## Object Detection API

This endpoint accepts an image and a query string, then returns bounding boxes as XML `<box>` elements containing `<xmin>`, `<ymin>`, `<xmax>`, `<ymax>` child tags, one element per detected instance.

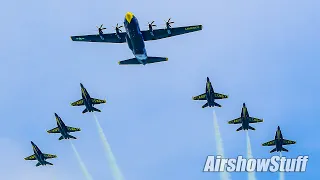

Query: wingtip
<box><xmin>165</xmin><ymin>57</ymin><xmax>168</xmax><ymax>61</ymax></box>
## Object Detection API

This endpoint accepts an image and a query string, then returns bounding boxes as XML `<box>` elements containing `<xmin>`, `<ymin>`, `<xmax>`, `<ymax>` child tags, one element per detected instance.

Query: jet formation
<box><xmin>71</xmin><ymin>12</ymin><xmax>202</xmax><ymax>65</ymax></box>
<box><xmin>24</xmin><ymin>11</ymin><xmax>297</xmax><ymax>168</ymax></box>
<box><xmin>228</xmin><ymin>103</ymin><xmax>263</xmax><ymax>131</ymax></box>
<box><xmin>192</xmin><ymin>77</ymin><xmax>228</xmax><ymax>108</ymax></box>
<box><xmin>24</xmin><ymin>141</ymin><xmax>57</xmax><ymax>166</ymax></box>
<box><xmin>262</xmin><ymin>126</ymin><xmax>296</xmax><ymax>153</ymax></box>
<box><xmin>25</xmin><ymin>83</ymin><xmax>103</xmax><ymax>166</ymax></box>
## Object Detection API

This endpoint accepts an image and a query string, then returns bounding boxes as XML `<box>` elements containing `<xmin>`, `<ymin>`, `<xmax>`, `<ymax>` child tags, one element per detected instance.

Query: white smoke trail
<box><xmin>279</xmin><ymin>152</ymin><xmax>285</xmax><ymax>180</ymax></box>
<box><xmin>212</xmin><ymin>110</ymin><xmax>231</xmax><ymax>180</ymax></box>
<box><xmin>70</xmin><ymin>141</ymin><xmax>93</xmax><ymax>180</ymax></box>
<box><xmin>246</xmin><ymin>131</ymin><xmax>256</xmax><ymax>180</ymax></box>
<box><xmin>93</xmin><ymin>113</ymin><xmax>124</xmax><ymax>180</ymax></box>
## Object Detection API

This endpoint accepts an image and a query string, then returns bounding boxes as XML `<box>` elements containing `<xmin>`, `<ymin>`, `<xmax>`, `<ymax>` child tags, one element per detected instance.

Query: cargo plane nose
<box><xmin>125</xmin><ymin>12</ymin><xmax>134</xmax><ymax>23</ymax></box>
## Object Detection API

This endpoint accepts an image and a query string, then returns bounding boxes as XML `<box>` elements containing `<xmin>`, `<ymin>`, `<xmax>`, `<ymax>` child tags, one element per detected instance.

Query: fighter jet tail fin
<box><xmin>248</xmin><ymin>126</ymin><xmax>255</xmax><ymax>130</ymax></box>
<box><xmin>270</xmin><ymin>148</ymin><xmax>277</xmax><ymax>153</ymax></box>
<box><xmin>282</xmin><ymin>147</ymin><xmax>289</xmax><ymax>152</ymax></box>
<box><xmin>236</xmin><ymin>126</ymin><xmax>243</xmax><ymax>131</ymax></box>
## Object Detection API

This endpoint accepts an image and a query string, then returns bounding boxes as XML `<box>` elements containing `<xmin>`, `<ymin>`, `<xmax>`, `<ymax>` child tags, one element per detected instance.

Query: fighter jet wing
<box><xmin>47</xmin><ymin>127</ymin><xmax>60</xmax><ymax>133</ymax></box>
<box><xmin>228</xmin><ymin>117</ymin><xmax>242</xmax><ymax>124</ymax></box>
<box><xmin>66</xmin><ymin>126</ymin><xmax>81</xmax><ymax>132</ymax></box>
<box><xmin>24</xmin><ymin>154</ymin><xmax>37</xmax><ymax>160</ymax></box>
<box><xmin>43</xmin><ymin>154</ymin><xmax>57</xmax><ymax>159</ymax></box>
<box><xmin>283</xmin><ymin>139</ymin><xmax>296</xmax><ymax>145</ymax></box>
<box><xmin>248</xmin><ymin>117</ymin><xmax>263</xmax><ymax>123</ymax></box>
<box><xmin>142</xmin><ymin>25</ymin><xmax>202</xmax><ymax>41</ymax></box>
<box><xmin>214</xmin><ymin>93</ymin><xmax>228</xmax><ymax>99</ymax></box>
<box><xmin>192</xmin><ymin>93</ymin><xmax>206</xmax><ymax>100</ymax></box>
<box><xmin>262</xmin><ymin>140</ymin><xmax>276</xmax><ymax>146</ymax></box>
<box><xmin>71</xmin><ymin>99</ymin><xmax>84</xmax><ymax>106</ymax></box>
<box><xmin>91</xmin><ymin>98</ymin><xmax>106</xmax><ymax>104</ymax></box>
<box><xmin>70</xmin><ymin>33</ymin><xmax>126</xmax><ymax>43</ymax></box>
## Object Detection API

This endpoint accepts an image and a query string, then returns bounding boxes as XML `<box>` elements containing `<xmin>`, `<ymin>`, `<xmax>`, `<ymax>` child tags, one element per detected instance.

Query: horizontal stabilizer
<box><xmin>82</xmin><ymin>109</ymin><xmax>88</xmax><ymax>114</ymax></box>
<box><xmin>36</xmin><ymin>162</ymin><xmax>41</xmax><ymax>167</ymax></box>
<box><xmin>213</xmin><ymin>102</ymin><xmax>222</xmax><ymax>107</ymax></box>
<box><xmin>118</xmin><ymin>57</ymin><xmax>168</xmax><ymax>65</ymax></box>
<box><xmin>92</xmin><ymin>107</ymin><xmax>101</xmax><ymax>112</ymax></box>
<box><xmin>58</xmin><ymin>136</ymin><xmax>64</xmax><ymax>140</ymax></box>
<box><xmin>248</xmin><ymin>126</ymin><xmax>255</xmax><ymax>130</ymax></box>
<box><xmin>236</xmin><ymin>126</ymin><xmax>243</xmax><ymax>131</ymax></box>
<box><xmin>282</xmin><ymin>147</ymin><xmax>289</xmax><ymax>152</ymax></box>
<box><xmin>202</xmin><ymin>102</ymin><xmax>208</xmax><ymax>108</ymax></box>
<box><xmin>68</xmin><ymin>135</ymin><xmax>77</xmax><ymax>139</ymax></box>
<box><xmin>45</xmin><ymin>161</ymin><xmax>53</xmax><ymax>166</ymax></box>
<box><xmin>270</xmin><ymin>148</ymin><xmax>277</xmax><ymax>153</ymax></box>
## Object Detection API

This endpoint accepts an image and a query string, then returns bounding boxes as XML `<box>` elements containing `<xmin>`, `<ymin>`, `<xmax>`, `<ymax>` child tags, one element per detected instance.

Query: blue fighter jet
<box><xmin>47</xmin><ymin>113</ymin><xmax>81</xmax><ymax>140</ymax></box>
<box><xmin>262</xmin><ymin>126</ymin><xmax>296</xmax><ymax>153</ymax></box>
<box><xmin>24</xmin><ymin>141</ymin><xmax>57</xmax><ymax>166</ymax></box>
<box><xmin>71</xmin><ymin>83</ymin><xmax>106</xmax><ymax>113</ymax></box>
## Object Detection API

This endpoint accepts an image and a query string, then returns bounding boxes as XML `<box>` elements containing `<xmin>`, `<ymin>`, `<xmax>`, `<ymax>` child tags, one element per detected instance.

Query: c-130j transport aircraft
<box><xmin>71</xmin><ymin>12</ymin><xmax>202</xmax><ymax>65</ymax></box>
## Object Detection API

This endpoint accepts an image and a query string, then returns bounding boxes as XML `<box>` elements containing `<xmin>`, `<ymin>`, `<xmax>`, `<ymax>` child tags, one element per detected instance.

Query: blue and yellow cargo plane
<box><xmin>228</xmin><ymin>103</ymin><xmax>263</xmax><ymax>131</ymax></box>
<box><xmin>70</xmin><ymin>12</ymin><xmax>202</xmax><ymax>65</ymax></box>
<box><xmin>71</xmin><ymin>83</ymin><xmax>106</xmax><ymax>113</ymax></box>
<box><xmin>47</xmin><ymin>113</ymin><xmax>81</xmax><ymax>140</ymax></box>
<box><xmin>192</xmin><ymin>77</ymin><xmax>228</xmax><ymax>108</ymax></box>
<box><xmin>262</xmin><ymin>126</ymin><xmax>296</xmax><ymax>153</ymax></box>
<box><xmin>24</xmin><ymin>141</ymin><xmax>57</xmax><ymax>166</ymax></box>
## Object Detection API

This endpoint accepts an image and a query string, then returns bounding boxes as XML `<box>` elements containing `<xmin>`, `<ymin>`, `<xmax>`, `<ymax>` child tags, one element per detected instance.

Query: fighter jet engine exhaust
<box><xmin>70</xmin><ymin>141</ymin><xmax>93</xmax><ymax>180</ymax></box>
<box><xmin>213</xmin><ymin>110</ymin><xmax>231</xmax><ymax>180</ymax></box>
<box><xmin>246</xmin><ymin>131</ymin><xmax>256</xmax><ymax>180</ymax></box>
<box><xmin>279</xmin><ymin>152</ymin><xmax>285</xmax><ymax>180</ymax></box>
<box><xmin>93</xmin><ymin>113</ymin><xmax>125</xmax><ymax>180</ymax></box>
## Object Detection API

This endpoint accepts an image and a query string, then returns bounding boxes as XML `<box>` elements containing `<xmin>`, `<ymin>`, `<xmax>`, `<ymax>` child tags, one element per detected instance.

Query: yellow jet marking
<box><xmin>185</xmin><ymin>26</ymin><xmax>200</xmax><ymax>31</ymax></box>
<box><xmin>125</xmin><ymin>12</ymin><xmax>134</xmax><ymax>23</ymax></box>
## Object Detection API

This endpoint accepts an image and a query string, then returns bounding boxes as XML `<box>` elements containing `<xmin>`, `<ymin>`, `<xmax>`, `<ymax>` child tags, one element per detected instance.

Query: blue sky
<box><xmin>0</xmin><ymin>0</ymin><xmax>319</xmax><ymax>179</ymax></box>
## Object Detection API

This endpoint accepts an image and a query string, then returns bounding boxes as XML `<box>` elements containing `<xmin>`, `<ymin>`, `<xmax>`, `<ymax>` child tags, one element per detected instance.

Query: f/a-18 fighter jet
<box><xmin>71</xmin><ymin>12</ymin><xmax>202</xmax><ymax>65</ymax></box>
<box><xmin>71</xmin><ymin>83</ymin><xmax>106</xmax><ymax>114</ymax></box>
<box><xmin>228</xmin><ymin>103</ymin><xmax>263</xmax><ymax>131</ymax></box>
<box><xmin>192</xmin><ymin>77</ymin><xmax>228</xmax><ymax>108</ymax></box>
<box><xmin>262</xmin><ymin>126</ymin><xmax>296</xmax><ymax>153</ymax></box>
<box><xmin>24</xmin><ymin>141</ymin><xmax>57</xmax><ymax>166</ymax></box>
<box><xmin>47</xmin><ymin>113</ymin><xmax>81</xmax><ymax>140</ymax></box>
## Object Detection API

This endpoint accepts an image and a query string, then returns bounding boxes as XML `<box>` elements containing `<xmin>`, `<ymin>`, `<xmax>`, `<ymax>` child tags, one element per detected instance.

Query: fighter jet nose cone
<box><xmin>243</xmin><ymin>103</ymin><xmax>246</xmax><ymax>106</ymax></box>
<box><xmin>278</xmin><ymin>126</ymin><xmax>280</xmax><ymax>129</ymax></box>
<box><xmin>207</xmin><ymin>77</ymin><xmax>209</xmax><ymax>81</ymax></box>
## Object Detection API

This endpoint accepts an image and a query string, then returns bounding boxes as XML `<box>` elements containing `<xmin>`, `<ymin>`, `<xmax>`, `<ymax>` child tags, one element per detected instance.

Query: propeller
<box><xmin>96</xmin><ymin>24</ymin><xmax>106</xmax><ymax>33</ymax></box>
<box><xmin>148</xmin><ymin>21</ymin><xmax>157</xmax><ymax>27</ymax></box>
<box><xmin>165</xmin><ymin>18</ymin><xmax>174</xmax><ymax>28</ymax></box>
<box><xmin>113</xmin><ymin>23</ymin><xmax>123</xmax><ymax>32</ymax></box>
